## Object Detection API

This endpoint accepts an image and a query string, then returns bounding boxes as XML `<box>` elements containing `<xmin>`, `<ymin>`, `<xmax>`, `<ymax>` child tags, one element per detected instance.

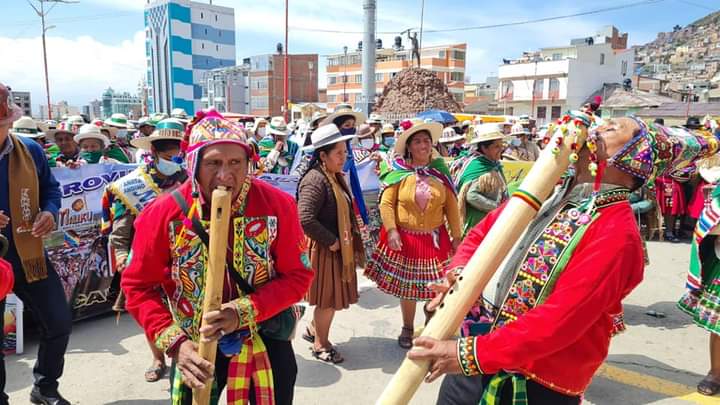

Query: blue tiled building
<box><xmin>144</xmin><ymin>0</ymin><xmax>236</xmax><ymax>115</ymax></box>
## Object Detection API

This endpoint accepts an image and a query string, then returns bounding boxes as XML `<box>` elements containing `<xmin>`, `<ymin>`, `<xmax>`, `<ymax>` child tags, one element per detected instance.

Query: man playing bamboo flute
<box><xmin>122</xmin><ymin>110</ymin><xmax>313</xmax><ymax>405</ymax></box>
<box><xmin>409</xmin><ymin>115</ymin><xmax>720</xmax><ymax>405</ymax></box>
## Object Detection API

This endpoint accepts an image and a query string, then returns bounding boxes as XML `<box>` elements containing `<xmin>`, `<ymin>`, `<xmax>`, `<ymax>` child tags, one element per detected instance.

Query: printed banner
<box><xmin>46</xmin><ymin>164</ymin><xmax>137</xmax><ymax>320</ymax></box>
<box><xmin>2</xmin><ymin>294</ymin><xmax>23</xmax><ymax>355</ymax></box>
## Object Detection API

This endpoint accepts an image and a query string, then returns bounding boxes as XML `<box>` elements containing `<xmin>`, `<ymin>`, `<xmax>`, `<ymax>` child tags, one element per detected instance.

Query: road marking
<box><xmin>597</xmin><ymin>364</ymin><xmax>720</xmax><ymax>404</ymax></box>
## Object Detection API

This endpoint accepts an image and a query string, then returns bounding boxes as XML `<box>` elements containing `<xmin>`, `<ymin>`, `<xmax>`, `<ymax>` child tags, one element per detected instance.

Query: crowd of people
<box><xmin>2</xmin><ymin>76</ymin><xmax>720</xmax><ymax>404</ymax></box>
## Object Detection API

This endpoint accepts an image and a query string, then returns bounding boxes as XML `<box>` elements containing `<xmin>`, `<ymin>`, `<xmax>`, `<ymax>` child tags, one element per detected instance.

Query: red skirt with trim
<box><xmin>364</xmin><ymin>226</ymin><xmax>451</xmax><ymax>301</ymax></box>
<box><xmin>655</xmin><ymin>176</ymin><xmax>687</xmax><ymax>216</ymax></box>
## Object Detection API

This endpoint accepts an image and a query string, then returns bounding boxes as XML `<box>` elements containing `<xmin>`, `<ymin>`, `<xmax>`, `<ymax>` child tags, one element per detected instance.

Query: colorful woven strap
<box><xmin>227</xmin><ymin>334</ymin><xmax>275</xmax><ymax>405</ymax></box>
<box><xmin>511</xmin><ymin>189</ymin><xmax>542</xmax><ymax>212</ymax></box>
<box><xmin>480</xmin><ymin>372</ymin><xmax>528</xmax><ymax>405</ymax></box>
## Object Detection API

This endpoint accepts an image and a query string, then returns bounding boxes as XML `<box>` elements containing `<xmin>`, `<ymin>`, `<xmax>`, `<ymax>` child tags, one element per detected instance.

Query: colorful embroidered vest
<box><xmin>491</xmin><ymin>188</ymin><xmax>631</xmax><ymax>332</ymax></box>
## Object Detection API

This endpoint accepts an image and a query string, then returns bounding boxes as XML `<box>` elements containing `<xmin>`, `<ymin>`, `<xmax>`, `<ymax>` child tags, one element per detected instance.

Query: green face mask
<box><xmin>80</xmin><ymin>151</ymin><xmax>103</xmax><ymax>164</ymax></box>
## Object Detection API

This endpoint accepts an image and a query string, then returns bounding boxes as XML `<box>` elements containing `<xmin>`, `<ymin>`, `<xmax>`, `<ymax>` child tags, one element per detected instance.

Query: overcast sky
<box><xmin>1</xmin><ymin>0</ymin><xmax>717</xmax><ymax>110</ymax></box>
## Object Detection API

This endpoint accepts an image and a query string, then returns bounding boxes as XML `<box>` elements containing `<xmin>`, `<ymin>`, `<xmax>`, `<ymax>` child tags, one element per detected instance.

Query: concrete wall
<box><xmin>566</xmin><ymin>44</ymin><xmax>635</xmax><ymax>110</ymax></box>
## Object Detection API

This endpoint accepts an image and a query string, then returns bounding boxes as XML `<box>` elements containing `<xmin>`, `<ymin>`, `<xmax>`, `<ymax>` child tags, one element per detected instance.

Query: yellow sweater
<box><xmin>380</xmin><ymin>174</ymin><xmax>462</xmax><ymax>241</ymax></box>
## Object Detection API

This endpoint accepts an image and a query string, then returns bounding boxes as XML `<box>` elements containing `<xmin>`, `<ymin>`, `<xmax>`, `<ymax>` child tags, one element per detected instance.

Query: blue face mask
<box><xmin>340</xmin><ymin>127</ymin><xmax>356</xmax><ymax>136</ymax></box>
<box><xmin>156</xmin><ymin>156</ymin><xmax>183</xmax><ymax>176</ymax></box>
<box><xmin>383</xmin><ymin>137</ymin><xmax>396</xmax><ymax>147</ymax></box>
<box><xmin>510</xmin><ymin>138</ymin><xmax>522</xmax><ymax>147</ymax></box>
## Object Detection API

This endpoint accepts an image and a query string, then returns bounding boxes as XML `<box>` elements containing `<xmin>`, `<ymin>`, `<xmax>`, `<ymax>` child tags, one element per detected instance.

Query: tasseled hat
<box><xmin>608</xmin><ymin>116</ymin><xmax>720</xmax><ymax>186</ymax></box>
<box><xmin>183</xmin><ymin>109</ymin><xmax>255</xmax><ymax>181</ymax></box>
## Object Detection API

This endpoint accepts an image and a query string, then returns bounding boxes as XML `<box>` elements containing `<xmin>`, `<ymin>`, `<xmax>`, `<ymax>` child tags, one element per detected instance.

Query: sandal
<box><xmin>311</xmin><ymin>347</ymin><xmax>344</xmax><ymax>364</ymax></box>
<box><xmin>302</xmin><ymin>326</ymin><xmax>315</xmax><ymax>344</ymax></box>
<box><xmin>398</xmin><ymin>326</ymin><xmax>414</xmax><ymax>349</ymax></box>
<box><xmin>698</xmin><ymin>374</ymin><xmax>720</xmax><ymax>396</ymax></box>
<box><xmin>144</xmin><ymin>363</ymin><xmax>167</xmax><ymax>383</ymax></box>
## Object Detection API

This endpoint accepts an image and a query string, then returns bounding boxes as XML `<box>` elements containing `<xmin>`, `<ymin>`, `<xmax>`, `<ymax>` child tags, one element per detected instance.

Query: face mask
<box><xmin>360</xmin><ymin>138</ymin><xmax>375</xmax><ymax>149</ymax></box>
<box><xmin>156</xmin><ymin>157</ymin><xmax>182</xmax><ymax>176</ymax></box>
<box><xmin>81</xmin><ymin>151</ymin><xmax>103</xmax><ymax>164</ymax></box>
<box><xmin>340</xmin><ymin>127</ymin><xmax>356</xmax><ymax>136</ymax></box>
<box><xmin>256</xmin><ymin>127</ymin><xmax>267</xmax><ymax>137</ymax></box>
<box><xmin>383</xmin><ymin>137</ymin><xmax>396</xmax><ymax>147</ymax></box>
<box><xmin>510</xmin><ymin>138</ymin><xmax>521</xmax><ymax>147</ymax></box>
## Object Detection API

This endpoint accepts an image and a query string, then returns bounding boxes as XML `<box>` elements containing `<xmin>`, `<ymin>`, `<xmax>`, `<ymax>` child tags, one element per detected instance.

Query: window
<box><xmin>216</xmin><ymin>45</ymin><xmax>219</xmax><ymax>51</ymax></box>
<box><xmin>452</xmin><ymin>50</ymin><xmax>466</xmax><ymax>61</ymax></box>
<box><xmin>600</xmin><ymin>53</ymin><xmax>605</xmax><ymax>65</ymax></box>
<box><xmin>375</xmin><ymin>73</ymin><xmax>383</xmax><ymax>81</ymax></box>
<box><xmin>328</xmin><ymin>95</ymin><xmax>336</xmax><ymax>102</ymax></box>
<box><xmin>450</xmin><ymin>72</ymin><xmax>464</xmax><ymax>82</ymax></box>
<box><xmin>200</xmin><ymin>12</ymin><xmax>204</xmax><ymax>19</ymax></box>
<box><xmin>201</xmin><ymin>43</ymin><xmax>204</xmax><ymax>49</ymax></box>
<box><xmin>354</xmin><ymin>74</ymin><xmax>362</xmax><ymax>83</ymax></box>
<box><xmin>252</xmin><ymin>77</ymin><xmax>268</xmax><ymax>90</ymax></box>
<box><xmin>621</xmin><ymin>60</ymin><xmax>628</xmax><ymax>76</ymax></box>
<box><xmin>204</xmin><ymin>28</ymin><xmax>208</xmax><ymax>35</ymax></box>
<box><xmin>552</xmin><ymin>53</ymin><xmax>562</xmax><ymax>61</ymax></box>
<box><xmin>251</xmin><ymin>97</ymin><xmax>268</xmax><ymax>109</ymax></box>
<box><xmin>215</xmin><ymin>14</ymin><xmax>218</xmax><ymax>21</ymax></box>
<box><xmin>537</xmin><ymin>106</ymin><xmax>547</xmax><ymax>119</ymax></box>
<box><xmin>548</xmin><ymin>78</ymin><xmax>560</xmax><ymax>100</ymax></box>
<box><xmin>551</xmin><ymin>106</ymin><xmax>562</xmax><ymax>119</ymax></box>
<box><xmin>533</xmin><ymin>79</ymin><xmax>544</xmax><ymax>99</ymax></box>
<box><xmin>328</xmin><ymin>76</ymin><xmax>338</xmax><ymax>85</ymax></box>
<box><xmin>219</xmin><ymin>31</ymin><xmax>222</xmax><ymax>37</ymax></box>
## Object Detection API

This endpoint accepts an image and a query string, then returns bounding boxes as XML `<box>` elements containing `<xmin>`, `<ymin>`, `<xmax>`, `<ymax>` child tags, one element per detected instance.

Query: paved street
<box><xmin>6</xmin><ymin>241</ymin><xmax>720</xmax><ymax>404</ymax></box>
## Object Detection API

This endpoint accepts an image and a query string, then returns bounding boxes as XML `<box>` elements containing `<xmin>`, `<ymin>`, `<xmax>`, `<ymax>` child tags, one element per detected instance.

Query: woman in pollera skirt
<box><xmin>364</xmin><ymin>121</ymin><xmax>462</xmax><ymax>349</ymax></box>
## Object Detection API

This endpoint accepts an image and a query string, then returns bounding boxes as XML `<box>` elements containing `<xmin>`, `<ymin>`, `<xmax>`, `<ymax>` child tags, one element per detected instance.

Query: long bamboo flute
<box><xmin>377</xmin><ymin>114</ymin><xmax>592</xmax><ymax>404</ymax></box>
<box><xmin>193</xmin><ymin>186</ymin><xmax>232</xmax><ymax>405</ymax></box>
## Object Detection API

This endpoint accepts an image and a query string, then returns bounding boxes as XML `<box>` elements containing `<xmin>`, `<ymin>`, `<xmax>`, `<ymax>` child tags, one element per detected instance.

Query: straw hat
<box><xmin>75</xmin><ymin>124</ymin><xmax>110</xmax><ymax>148</ymax></box>
<box><xmin>320</xmin><ymin>105</ymin><xmax>365</xmax><ymax>128</ymax></box>
<box><xmin>170</xmin><ymin>108</ymin><xmax>189</xmax><ymax>121</ymax></box>
<box><xmin>104</xmin><ymin>113</ymin><xmax>129</xmax><ymax>129</ymax></box>
<box><xmin>357</xmin><ymin>124</ymin><xmax>376</xmax><ymax>138</ymax></box>
<box><xmin>309</xmin><ymin>112</ymin><xmax>328</xmax><ymax>128</ymax></box>
<box><xmin>381</xmin><ymin>124</ymin><xmax>395</xmax><ymax>135</ymax></box>
<box><xmin>303</xmin><ymin>124</ymin><xmax>357</xmax><ymax>152</ymax></box>
<box><xmin>268</xmin><ymin>116</ymin><xmax>289</xmax><ymax>136</ymax></box>
<box><xmin>131</xmin><ymin>118</ymin><xmax>185</xmax><ymax>150</ymax></box>
<box><xmin>394</xmin><ymin>122</ymin><xmax>443</xmax><ymax>157</ymax></box>
<box><xmin>469</xmin><ymin>124</ymin><xmax>510</xmax><ymax>145</ymax></box>
<box><xmin>439</xmin><ymin>126</ymin><xmax>465</xmax><ymax>144</ymax></box>
<box><xmin>11</xmin><ymin>116</ymin><xmax>44</xmax><ymax>139</ymax></box>
<box><xmin>137</xmin><ymin>116</ymin><xmax>158</xmax><ymax>129</ymax></box>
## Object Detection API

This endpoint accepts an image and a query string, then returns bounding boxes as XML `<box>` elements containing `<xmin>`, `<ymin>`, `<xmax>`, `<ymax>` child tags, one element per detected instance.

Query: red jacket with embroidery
<box><xmin>121</xmin><ymin>179</ymin><xmax>314</xmax><ymax>346</ymax></box>
<box><xmin>451</xmin><ymin>200</ymin><xmax>644</xmax><ymax>395</ymax></box>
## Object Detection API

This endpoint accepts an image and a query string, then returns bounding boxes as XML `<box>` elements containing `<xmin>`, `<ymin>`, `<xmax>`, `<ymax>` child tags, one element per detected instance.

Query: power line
<box><xmin>674</xmin><ymin>0</ymin><xmax>717</xmax><ymax>11</ymax></box>
<box><xmin>289</xmin><ymin>0</ymin><xmax>665</xmax><ymax>35</ymax></box>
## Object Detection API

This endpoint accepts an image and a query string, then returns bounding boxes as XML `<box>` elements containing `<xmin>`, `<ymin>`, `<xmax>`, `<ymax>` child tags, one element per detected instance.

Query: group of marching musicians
<box><xmin>3</xmin><ymin>79</ymin><xmax>720</xmax><ymax>404</ymax></box>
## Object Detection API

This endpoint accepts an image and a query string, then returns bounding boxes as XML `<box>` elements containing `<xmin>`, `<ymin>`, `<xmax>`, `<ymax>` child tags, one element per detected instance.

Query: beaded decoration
<box><xmin>457</xmin><ymin>336</ymin><xmax>481</xmax><ymax>376</ymax></box>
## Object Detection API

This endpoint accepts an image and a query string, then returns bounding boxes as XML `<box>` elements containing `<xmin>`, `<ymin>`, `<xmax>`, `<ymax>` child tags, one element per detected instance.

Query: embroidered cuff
<box><xmin>457</xmin><ymin>336</ymin><xmax>482</xmax><ymax>376</ymax></box>
<box><xmin>233</xmin><ymin>296</ymin><xmax>258</xmax><ymax>333</ymax></box>
<box><xmin>155</xmin><ymin>323</ymin><xmax>187</xmax><ymax>353</ymax></box>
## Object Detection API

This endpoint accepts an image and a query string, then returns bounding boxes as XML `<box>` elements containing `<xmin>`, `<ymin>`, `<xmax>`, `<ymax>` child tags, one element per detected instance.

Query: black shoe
<box><xmin>665</xmin><ymin>232</ymin><xmax>680</xmax><ymax>243</ymax></box>
<box><xmin>30</xmin><ymin>387</ymin><xmax>70</xmax><ymax>405</ymax></box>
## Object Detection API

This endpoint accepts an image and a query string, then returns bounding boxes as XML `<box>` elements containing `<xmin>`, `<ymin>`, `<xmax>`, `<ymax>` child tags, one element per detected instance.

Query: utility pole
<box><xmin>343</xmin><ymin>46</ymin><xmax>348</xmax><ymax>104</ymax></box>
<box><xmin>283</xmin><ymin>0</ymin><xmax>289</xmax><ymax>121</ymax></box>
<box><xmin>419</xmin><ymin>0</ymin><xmax>425</xmax><ymax>52</ymax></box>
<box><xmin>26</xmin><ymin>0</ymin><xmax>78</xmax><ymax>121</ymax></box>
<box><xmin>361</xmin><ymin>0</ymin><xmax>376</xmax><ymax>116</ymax></box>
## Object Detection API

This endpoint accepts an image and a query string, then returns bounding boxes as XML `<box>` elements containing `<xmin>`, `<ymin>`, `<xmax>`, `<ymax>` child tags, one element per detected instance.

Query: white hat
<box><xmin>309</xmin><ymin>112</ymin><xmax>328</xmax><ymax>127</ymax></box>
<box><xmin>511</xmin><ymin>123</ymin><xmax>530</xmax><ymax>136</ymax></box>
<box><xmin>320</xmin><ymin>105</ymin><xmax>365</xmax><ymax>128</ymax></box>
<box><xmin>130</xmin><ymin>118</ymin><xmax>185</xmax><ymax>150</ymax></box>
<box><xmin>303</xmin><ymin>124</ymin><xmax>356</xmax><ymax>152</ymax></box>
<box><xmin>170</xmin><ymin>108</ymin><xmax>189</xmax><ymax>120</ymax></box>
<box><xmin>470</xmin><ymin>124</ymin><xmax>510</xmax><ymax>145</ymax></box>
<box><xmin>75</xmin><ymin>124</ymin><xmax>110</xmax><ymax>148</ymax></box>
<box><xmin>268</xmin><ymin>116</ymin><xmax>289</xmax><ymax>136</ymax></box>
<box><xmin>104</xmin><ymin>113</ymin><xmax>129</xmax><ymax>129</ymax></box>
<box><xmin>367</xmin><ymin>113</ymin><xmax>383</xmax><ymax>125</ymax></box>
<box><xmin>439</xmin><ymin>127</ymin><xmax>465</xmax><ymax>144</ymax></box>
<box><xmin>462</xmin><ymin>120</ymin><xmax>472</xmax><ymax>127</ymax></box>
<box><xmin>11</xmin><ymin>116</ymin><xmax>44</xmax><ymax>139</ymax></box>
<box><xmin>47</xmin><ymin>115</ymin><xmax>85</xmax><ymax>141</ymax></box>
<box><xmin>395</xmin><ymin>122</ymin><xmax>443</xmax><ymax>157</ymax></box>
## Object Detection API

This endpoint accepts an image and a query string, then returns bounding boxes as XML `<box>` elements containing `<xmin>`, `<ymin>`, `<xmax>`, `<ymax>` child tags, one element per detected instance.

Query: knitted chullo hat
<box><xmin>608</xmin><ymin>116</ymin><xmax>720</xmax><ymax>186</ymax></box>
<box><xmin>182</xmin><ymin>109</ymin><xmax>255</xmax><ymax>183</ymax></box>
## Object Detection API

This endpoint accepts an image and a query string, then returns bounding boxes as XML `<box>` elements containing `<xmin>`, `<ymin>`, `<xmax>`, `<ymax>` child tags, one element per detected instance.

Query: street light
<box><xmin>26</xmin><ymin>0</ymin><xmax>78</xmax><ymax>120</ymax></box>
<box><xmin>343</xmin><ymin>46</ymin><xmax>348</xmax><ymax>103</ymax></box>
